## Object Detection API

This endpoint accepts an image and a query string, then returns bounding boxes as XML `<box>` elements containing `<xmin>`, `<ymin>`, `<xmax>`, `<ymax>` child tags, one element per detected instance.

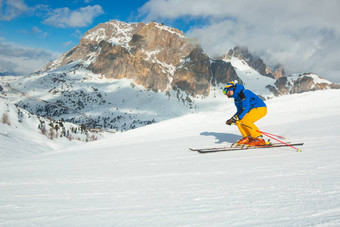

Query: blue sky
<box><xmin>0</xmin><ymin>1</ymin><xmax>149</xmax><ymax>53</ymax></box>
<box><xmin>1</xmin><ymin>0</ymin><xmax>340</xmax><ymax>83</ymax></box>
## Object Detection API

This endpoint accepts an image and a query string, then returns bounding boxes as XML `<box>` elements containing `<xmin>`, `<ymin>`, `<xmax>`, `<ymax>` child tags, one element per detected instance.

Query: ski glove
<box><xmin>226</xmin><ymin>115</ymin><xmax>239</xmax><ymax>125</ymax></box>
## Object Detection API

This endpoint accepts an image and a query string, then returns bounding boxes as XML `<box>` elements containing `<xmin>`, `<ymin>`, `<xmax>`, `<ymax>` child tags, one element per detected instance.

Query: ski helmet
<box><xmin>223</xmin><ymin>81</ymin><xmax>236</xmax><ymax>95</ymax></box>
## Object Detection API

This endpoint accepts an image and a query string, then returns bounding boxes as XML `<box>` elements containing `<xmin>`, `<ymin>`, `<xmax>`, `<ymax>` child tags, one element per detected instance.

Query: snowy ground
<box><xmin>1</xmin><ymin>89</ymin><xmax>340</xmax><ymax>226</ymax></box>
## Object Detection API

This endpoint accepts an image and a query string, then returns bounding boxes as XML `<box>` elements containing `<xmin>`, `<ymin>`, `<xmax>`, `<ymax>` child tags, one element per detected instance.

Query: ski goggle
<box><xmin>222</xmin><ymin>86</ymin><xmax>235</xmax><ymax>95</ymax></box>
<box><xmin>223</xmin><ymin>81</ymin><xmax>236</xmax><ymax>95</ymax></box>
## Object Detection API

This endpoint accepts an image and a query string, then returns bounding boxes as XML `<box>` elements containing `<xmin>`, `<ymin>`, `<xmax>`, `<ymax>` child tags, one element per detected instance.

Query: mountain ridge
<box><xmin>1</xmin><ymin>20</ymin><xmax>339</xmax><ymax>132</ymax></box>
<box><xmin>41</xmin><ymin>20</ymin><xmax>240</xmax><ymax>96</ymax></box>
<box><xmin>41</xmin><ymin>20</ymin><xmax>338</xmax><ymax>96</ymax></box>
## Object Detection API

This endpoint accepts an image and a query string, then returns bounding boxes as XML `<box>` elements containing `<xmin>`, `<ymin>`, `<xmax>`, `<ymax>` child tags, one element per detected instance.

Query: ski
<box><xmin>190</xmin><ymin>143</ymin><xmax>304</xmax><ymax>153</ymax></box>
<box><xmin>189</xmin><ymin>142</ymin><xmax>283</xmax><ymax>151</ymax></box>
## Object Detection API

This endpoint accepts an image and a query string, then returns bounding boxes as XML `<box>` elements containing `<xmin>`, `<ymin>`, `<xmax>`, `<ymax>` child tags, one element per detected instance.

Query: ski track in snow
<box><xmin>0</xmin><ymin>90</ymin><xmax>340</xmax><ymax>226</ymax></box>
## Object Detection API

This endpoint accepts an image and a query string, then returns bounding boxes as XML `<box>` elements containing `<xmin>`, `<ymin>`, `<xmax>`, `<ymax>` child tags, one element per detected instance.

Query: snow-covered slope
<box><xmin>0</xmin><ymin>96</ymin><xmax>103</xmax><ymax>161</ymax></box>
<box><xmin>2</xmin><ymin>63</ymin><xmax>193</xmax><ymax>132</ymax></box>
<box><xmin>1</xmin><ymin>89</ymin><xmax>340</xmax><ymax>226</ymax></box>
<box><xmin>0</xmin><ymin>97</ymin><xmax>59</xmax><ymax>160</ymax></box>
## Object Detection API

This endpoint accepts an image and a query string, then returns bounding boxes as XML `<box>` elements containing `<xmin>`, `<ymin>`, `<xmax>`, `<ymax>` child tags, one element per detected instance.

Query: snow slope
<box><xmin>2</xmin><ymin>63</ymin><xmax>193</xmax><ymax>131</ymax></box>
<box><xmin>0</xmin><ymin>89</ymin><xmax>340</xmax><ymax>226</ymax></box>
<box><xmin>0</xmin><ymin>97</ymin><xmax>102</xmax><ymax>161</ymax></box>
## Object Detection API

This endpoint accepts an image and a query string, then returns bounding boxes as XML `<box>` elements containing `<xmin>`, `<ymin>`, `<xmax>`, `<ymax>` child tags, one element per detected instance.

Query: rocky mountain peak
<box><xmin>83</xmin><ymin>20</ymin><xmax>139</xmax><ymax>45</ymax></box>
<box><xmin>222</xmin><ymin>46</ymin><xmax>286</xmax><ymax>80</ymax></box>
<box><xmin>4</xmin><ymin>20</ymin><xmax>338</xmax><ymax>132</ymax></box>
<box><xmin>41</xmin><ymin>20</ymin><xmax>237</xmax><ymax>96</ymax></box>
<box><xmin>39</xmin><ymin>19</ymin><xmax>338</xmax><ymax>100</ymax></box>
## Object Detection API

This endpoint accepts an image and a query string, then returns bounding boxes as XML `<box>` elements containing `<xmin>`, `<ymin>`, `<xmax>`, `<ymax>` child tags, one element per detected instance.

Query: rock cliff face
<box><xmin>266</xmin><ymin>73</ymin><xmax>338</xmax><ymax>95</ymax></box>
<box><xmin>43</xmin><ymin>20</ymin><xmax>237</xmax><ymax>96</ymax></box>
<box><xmin>42</xmin><ymin>20</ymin><xmax>338</xmax><ymax>99</ymax></box>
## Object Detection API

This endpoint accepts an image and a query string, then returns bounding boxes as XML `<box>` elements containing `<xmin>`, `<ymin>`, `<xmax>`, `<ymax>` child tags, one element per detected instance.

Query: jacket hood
<box><xmin>232</xmin><ymin>84</ymin><xmax>245</xmax><ymax>98</ymax></box>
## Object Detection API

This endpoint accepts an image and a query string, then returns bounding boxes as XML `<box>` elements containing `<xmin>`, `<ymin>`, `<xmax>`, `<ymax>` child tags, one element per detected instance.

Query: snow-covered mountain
<box><xmin>42</xmin><ymin>20</ymin><xmax>238</xmax><ymax>97</ymax></box>
<box><xmin>0</xmin><ymin>20</ymin><xmax>338</xmax><ymax>133</ymax></box>
<box><xmin>221</xmin><ymin>46</ymin><xmax>339</xmax><ymax>97</ymax></box>
<box><xmin>1</xmin><ymin>64</ymin><xmax>193</xmax><ymax>132</ymax></box>
<box><xmin>222</xmin><ymin>46</ymin><xmax>285</xmax><ymax>80</ymax></box>
<box><xmin>41</xmin><ymin>20</ymin><xmax>337</xmax><ymax>98</ymax></box>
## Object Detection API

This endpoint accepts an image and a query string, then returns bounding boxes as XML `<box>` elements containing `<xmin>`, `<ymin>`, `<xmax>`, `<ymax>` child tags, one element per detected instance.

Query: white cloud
<box><xmin>139</xmin><ymin>0</ymin><xmax>231</xmax><ymax>20</ymax></box>
<box><xmin>0</xmin><ymin>1</ymin><xmax>103</xmax><ymax>29</ymax></box>
<box><xmin>0</xmin><ymin>41</ymin><xmax>60</xmax><ymax>74</ymax></box>
<box><xmin>139</xmin><ymin>0</ymin><xmax>340</xmax><ymax>83</ymax></box>
<box><xmin>32</xmin><ymin>26</ymin><xmax>41</xmax><ymax>34</ymax></box>
<box><xmin>0</xmin><ymin>0</ymin><xmax>28</xmax><ymax>20</ymax></box>
<box><xmin>72</xmin><ymin>29</ymin><xmax>83</xmax><ymax>39</ymax></box>
<box><xmin>42</xmin><ymin>5</ymin><xmax>104</xmax><ymax>28</ymax></box>
<box><xmin>62</xmin><ymin>41</ymin><xmax>73</xmax><ymax>47</ymax></box>
<box><xmin>21</xmin><ymin>26</ymin><xmax>43</xmax><ymax>36</ymax></box>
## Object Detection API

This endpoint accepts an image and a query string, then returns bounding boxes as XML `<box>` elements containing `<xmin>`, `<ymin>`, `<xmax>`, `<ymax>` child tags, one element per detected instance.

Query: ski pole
<box><xmin>258</xmin><ymin>131</ymin><xmax>301</xmax><ymax>152</ymax></box>
<box><xmin>235</xmin><ymin>122</ymin><xmax>302</xmax><ymax>152</ymax></box>
<box><xmin>236</xmin><ymin>122</ymin><xmax>285</xmax><ymax>139</ymax></box>
<box><xmin>257</xmin><ymin>131</ymin><xmax>285</xmax><ymax>139</ymax></box>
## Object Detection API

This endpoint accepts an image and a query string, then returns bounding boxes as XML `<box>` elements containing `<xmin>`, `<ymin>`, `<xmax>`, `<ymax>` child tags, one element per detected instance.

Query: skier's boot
<box><xmin>248</xmin><ymin>136</ymin><xmax>266</xmax><ymax>146</ymax></box>
<box><xmin>236</xmin><ymin>136</ymin><xmax>252</xmax><ymax>146</ymax></box>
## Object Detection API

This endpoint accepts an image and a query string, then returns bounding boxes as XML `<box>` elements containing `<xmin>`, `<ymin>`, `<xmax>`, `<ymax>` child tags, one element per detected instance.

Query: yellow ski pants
<box><xmin>237</xmin><ymin>107</ymin><xmax>267</xmax><ymax>139</ymax></box>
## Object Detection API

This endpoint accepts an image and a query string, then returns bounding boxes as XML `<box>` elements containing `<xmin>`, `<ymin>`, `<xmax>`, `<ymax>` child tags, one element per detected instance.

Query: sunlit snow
<box><xmin>1</xmin><ymin>88</ymin><xmax>340</xmax><ymax>226</ymax></box>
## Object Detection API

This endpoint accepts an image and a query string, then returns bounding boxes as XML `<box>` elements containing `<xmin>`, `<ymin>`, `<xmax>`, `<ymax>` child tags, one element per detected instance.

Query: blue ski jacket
<box><xmin>232</xmin><ymin>84</ymin><xmax>266</xmax><ymax>119</ymax></box>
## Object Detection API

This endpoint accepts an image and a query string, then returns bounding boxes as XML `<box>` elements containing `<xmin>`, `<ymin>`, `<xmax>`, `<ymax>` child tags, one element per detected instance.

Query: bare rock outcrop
<box><xmin>42</xmin><ymin>20</ymin><xmax>239</xmax><ymax>96</ymax></box>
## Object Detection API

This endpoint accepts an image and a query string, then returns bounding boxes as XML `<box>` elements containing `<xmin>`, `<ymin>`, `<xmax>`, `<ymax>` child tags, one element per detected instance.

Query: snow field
<box><xmin>0</xmin><ymin>89</ymin><xmax>340</xmax><ymax>226</ymax></box>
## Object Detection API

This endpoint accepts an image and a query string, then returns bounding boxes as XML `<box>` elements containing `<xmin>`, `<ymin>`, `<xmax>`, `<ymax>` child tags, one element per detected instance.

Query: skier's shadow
<box><xmin>200</xmin><ymin>132</ymin><xmax>242</xmax><ymax>144</ymax></box>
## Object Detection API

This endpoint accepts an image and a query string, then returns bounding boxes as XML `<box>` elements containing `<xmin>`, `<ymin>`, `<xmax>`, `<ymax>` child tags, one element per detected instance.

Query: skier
<box><xmin>223</xmin><ymin>81</ymin><xmax>267</xmax><ymax>146</ymax></box>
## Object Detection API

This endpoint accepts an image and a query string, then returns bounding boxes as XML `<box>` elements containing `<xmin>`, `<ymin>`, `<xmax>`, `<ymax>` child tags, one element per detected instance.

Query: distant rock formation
<box><xmin>41</xmin><ymin>21</ymin><xmax>338</xmax><ymax>98</ymax></box>
<box><xmin>222</xmin><ymin>46</ymin><xmax>286</xmax><ymax>80</ymax></box>
<box><xmin>42</xmin><ymin>20</ymin><xmax>238</xmax><ymax>96</ymax></box>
